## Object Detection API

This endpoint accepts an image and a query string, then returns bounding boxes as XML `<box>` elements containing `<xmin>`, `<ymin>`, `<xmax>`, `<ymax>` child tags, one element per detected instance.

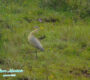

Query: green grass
<box><xmin>0</xmin><ymin>0</ymin><xmax>90</xmax><ymax>80</ymax></box>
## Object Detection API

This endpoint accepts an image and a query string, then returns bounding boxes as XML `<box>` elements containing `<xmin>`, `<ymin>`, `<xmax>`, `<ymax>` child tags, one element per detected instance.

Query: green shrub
<box><xmin>40</xmin><ymin>0</ymin><xmax>90</xmax><ymax>18</ymax></box>
<box><xmin>40</xmin><ymin>0</ymin><xmax>71</xmax><ymax>11</ymax></box>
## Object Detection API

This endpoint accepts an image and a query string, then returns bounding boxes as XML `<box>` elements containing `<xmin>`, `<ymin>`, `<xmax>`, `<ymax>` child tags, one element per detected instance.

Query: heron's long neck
<box><xmin>29</xmin><ymin>29</ymin><xmax>38</xmax><ymax>37</ymax></box>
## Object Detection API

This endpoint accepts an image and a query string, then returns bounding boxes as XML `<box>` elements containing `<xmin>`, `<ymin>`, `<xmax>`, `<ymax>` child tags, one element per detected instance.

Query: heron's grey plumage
<box><xmin>28</xmin><ymin>35</ymin><xmax>44</xmax><ymax>51</ymax></box>
<box><xmin>28</xmin><ymin>29</ymin><xmax>44</xmax><ymax>51</ymax></box>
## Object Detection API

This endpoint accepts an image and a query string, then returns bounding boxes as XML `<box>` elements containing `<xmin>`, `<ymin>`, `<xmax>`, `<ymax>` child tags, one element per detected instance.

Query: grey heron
<box><xmin>28</xmin><ymin>28</ymin><xmax>44</xmax><ymax>58</ymax></box>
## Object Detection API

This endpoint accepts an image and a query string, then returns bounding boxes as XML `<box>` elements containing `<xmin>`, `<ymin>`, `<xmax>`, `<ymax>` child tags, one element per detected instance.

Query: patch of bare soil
<box><xmin>69</xmin><ymin>67</ymin><xmax>90</xmax><ymax>77</ymax></box>
<box><xmin>23</xmin><ymin>17</ymin><xmax>59</xmax><ymax>23</ymax></box>
<box><xmin>44</xmin><ymin>17</ymin><xmax>59</xmax><ymax>23</ymax></box>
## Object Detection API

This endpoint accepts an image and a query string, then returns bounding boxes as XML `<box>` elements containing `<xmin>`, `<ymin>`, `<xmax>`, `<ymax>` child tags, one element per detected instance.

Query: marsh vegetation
<box><xmin>0</xmin><ymin>0</ymin><xmax>90</xmax><ymax>80</ymax></box>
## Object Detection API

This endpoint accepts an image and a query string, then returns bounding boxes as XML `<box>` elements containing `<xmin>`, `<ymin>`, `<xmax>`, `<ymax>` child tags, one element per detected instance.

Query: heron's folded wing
<box><xmin>30</xmin><ymin>36</ymin><xmax>44</xmax><ymax>51</ymax></box>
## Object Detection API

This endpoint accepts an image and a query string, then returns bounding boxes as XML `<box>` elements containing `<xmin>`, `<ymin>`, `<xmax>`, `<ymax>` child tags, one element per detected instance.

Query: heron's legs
<box><xmin>35</xmin><ymin>50</ymin><xmax>38</xmax><ymax>59</ymax></box>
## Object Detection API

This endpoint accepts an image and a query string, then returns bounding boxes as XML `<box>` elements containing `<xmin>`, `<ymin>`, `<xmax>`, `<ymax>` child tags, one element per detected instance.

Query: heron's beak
<box><xmin>35</xmin><ymin>28</ymin><xmax>39</xmax><ymax>32</ymax></box>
